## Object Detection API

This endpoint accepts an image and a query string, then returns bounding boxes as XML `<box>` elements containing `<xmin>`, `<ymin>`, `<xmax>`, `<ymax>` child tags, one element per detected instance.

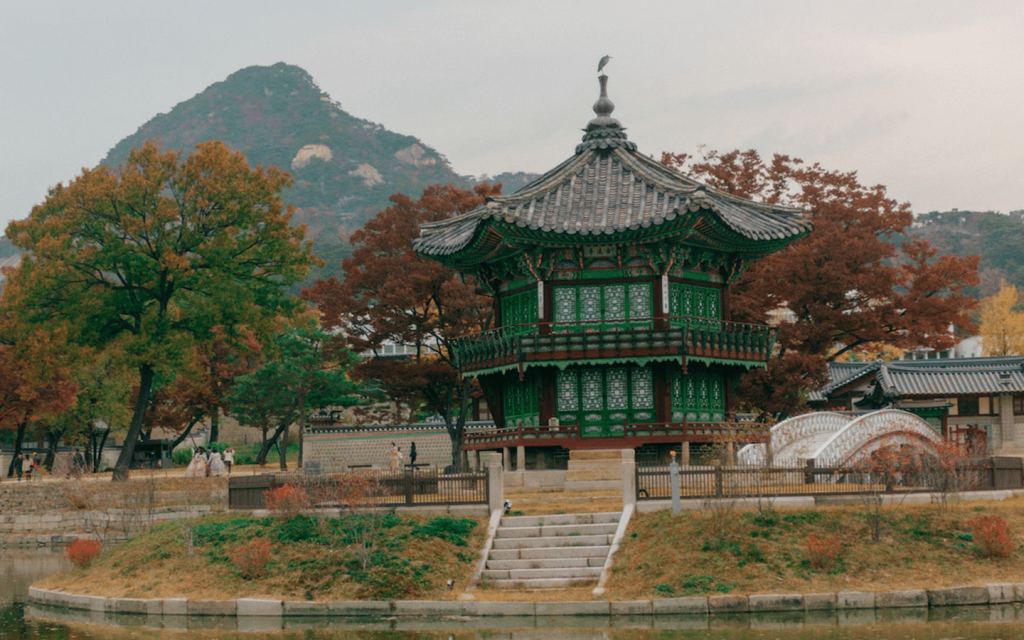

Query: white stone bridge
<box><xmin>737</xmin><ymin>409</ymin><xmax>943</xmax><ymax>467</ymax></box>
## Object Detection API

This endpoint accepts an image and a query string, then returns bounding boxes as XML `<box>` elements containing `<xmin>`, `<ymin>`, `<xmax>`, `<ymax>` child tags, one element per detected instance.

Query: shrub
<box><xmin>411</xmin><ymin>518</ymin><xmax>477</xmax><ymax>547</ymax></box>
<box><xmin>805</xmin><ymin>534</ymin><xmax>843</xmax><ymax>571</ymax></box>
<box><xmin>228</xmin><ymin>537</ymin><xmax>273</xmax><ymax>579</ymax></box>
<box><xmin>263</xmin><ymin>484</ymin><xmax>311</xmax><ymax>518</ymax></box>
<box><xmin>65</xmin><ymin>539</ymin><xmax>103</xmax><ymax>568</ymax></box>
<box><xmin>969</xmin><ymin>516</ymin><xmax>1014</xmax><ymax>558</ymax></box>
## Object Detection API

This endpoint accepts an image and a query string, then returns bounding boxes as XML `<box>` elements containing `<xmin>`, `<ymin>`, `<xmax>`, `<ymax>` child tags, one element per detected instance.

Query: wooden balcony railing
<box><xmin>462</xmin><ymin>421</ymin><xmax>770</xmax><ymax>448</ymax></box>
<box><xmin>450</xmin><ymin>317</ymin><xmax>776</xmax><ymax>374</ymax></box>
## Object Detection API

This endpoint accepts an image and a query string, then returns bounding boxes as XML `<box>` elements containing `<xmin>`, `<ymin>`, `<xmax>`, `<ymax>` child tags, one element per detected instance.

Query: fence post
<box><xmin>804</xmin><ymin>459</ymin><xmax>815</xmax><ymax>485</ymax></box>
<box><xmin>715</xmin><ymin>466</ymin><xmax>723</xmax><ymax>497</ymax></box>
<box><xmin>622</xmin><ymin>449</ymin><xmax>636</xmax><ymax>510</ymax></box>
<box><xmin>403</xmin><ymin>469</ymin><xmax>413</xmax><ymax>505</ymax></box>
<box><xmin>482</xmin><ymin>452</ymin><xmax>504</xmax><ymax>515</ymax></box>
<box><xmin>670</xmin><ymin>451</ymin><xmax>680</xmax><ymax>515</ymax></box>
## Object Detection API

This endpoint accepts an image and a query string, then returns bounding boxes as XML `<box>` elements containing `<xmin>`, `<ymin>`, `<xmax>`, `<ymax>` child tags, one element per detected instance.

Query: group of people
<box><xmin>387</xmin><ymin>441</ymin><xmax>417</xmax><ymax>471</ymax></box>
<box><xmin>185</xmin><ymin>446</ymin><xmax>235</xmax><ymax>478</ymax></box>
<box><xmin>14</xmin><ymin>453</ymin><xmax>40</xmax><ymax>481</ymax></box>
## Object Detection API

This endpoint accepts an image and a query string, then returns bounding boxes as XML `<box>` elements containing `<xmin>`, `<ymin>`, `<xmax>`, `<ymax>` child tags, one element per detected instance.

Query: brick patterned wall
<box><xmin>304</xmin><ymin>428</ymin><xmax>455</xmax><ymax>473</ymax></box>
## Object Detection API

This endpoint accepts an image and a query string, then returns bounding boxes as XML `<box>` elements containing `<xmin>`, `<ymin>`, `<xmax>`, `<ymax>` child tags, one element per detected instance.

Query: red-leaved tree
<box><xmin>303</xmin><ymin>184</ymin><xmax>499</xmax><ymax>470</ymax></box>
<box><xmin>662</xmin><ymin>150</ymin><xmax>979</xmax><ymax>416</ymax></box>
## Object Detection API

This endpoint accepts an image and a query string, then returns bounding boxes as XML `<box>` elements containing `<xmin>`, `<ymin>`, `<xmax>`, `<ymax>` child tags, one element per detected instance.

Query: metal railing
<box><xmin>635</xmin><ymin>457</ymin><xmax>1019</xmax><ymax>501</ymax></box>
<box><xmin>228</xmin><ymin>468</ymin><xmax>489</xmax><ymax>510</ymax></box>
<box><xmin>450</xmin><ymin>317</ymin><xmax>777</xmax><ymax>373</ymax></box>
<box><xmin>463</xmin><ymin>421</ymin><xmax>769</xmax><ymax>447</ymax></box>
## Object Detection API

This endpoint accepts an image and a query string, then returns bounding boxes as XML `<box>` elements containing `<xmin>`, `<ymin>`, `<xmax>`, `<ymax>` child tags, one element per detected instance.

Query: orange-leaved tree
<box><xmin>303</xmin><ymin>184</ymin><xmax>499</xmax><ymax>471</ymax></box>
<box><xmin>5</xmin><ymin>141</ymin><xmax>316</xmax><ymax>481</ymax></box>
<box><xmin>662</xmin><ymin>150</ymin><xmax>979</xmax><ymax>417</ymax></box>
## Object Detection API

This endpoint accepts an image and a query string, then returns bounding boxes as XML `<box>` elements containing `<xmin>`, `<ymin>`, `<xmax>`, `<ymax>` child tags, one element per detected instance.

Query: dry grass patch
<box><xmin>607</xmin><ymin>498</ymin><xmax>1024</xmax><ymax>599</ymax></box>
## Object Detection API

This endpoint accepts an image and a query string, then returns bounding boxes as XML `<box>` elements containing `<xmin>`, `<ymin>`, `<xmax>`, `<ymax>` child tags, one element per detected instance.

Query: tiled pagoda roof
<box><xmin>414</xmin><ymin>75</ymin><xmax>811</xmax><ymax>259</ymax></box>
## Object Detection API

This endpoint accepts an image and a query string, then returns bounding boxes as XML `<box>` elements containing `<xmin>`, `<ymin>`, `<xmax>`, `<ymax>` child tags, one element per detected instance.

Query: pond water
<box><xmin>3</xmin><ymin>549</ymin><xmax>1023</xmax><ymax>639</ymax></box>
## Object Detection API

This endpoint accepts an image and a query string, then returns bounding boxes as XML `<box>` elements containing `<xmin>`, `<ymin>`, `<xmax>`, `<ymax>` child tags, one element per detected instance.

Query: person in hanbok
<box><xmin>208</xmin><ymin>450</ymin><xmax>226</xmax><ymax>476</ymax></box>
<box><xmin>185</xmin><ymin>447</ymin><xmax>208</xmax><ymax>478</ymax></box>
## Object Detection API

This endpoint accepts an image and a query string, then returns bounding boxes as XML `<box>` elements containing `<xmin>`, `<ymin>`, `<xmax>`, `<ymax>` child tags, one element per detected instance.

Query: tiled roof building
<box><xmin>415</xmin><ymin>72</ymin><xmax>811</xmax><ymax>468</ymax></box>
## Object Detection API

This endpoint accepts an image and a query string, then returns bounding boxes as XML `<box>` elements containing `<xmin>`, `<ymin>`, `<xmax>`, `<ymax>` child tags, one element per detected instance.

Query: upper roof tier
<box><xmin>415</xmin><ymin>74</ymin><xmax>812</xmax><ymax>264</ymax></box>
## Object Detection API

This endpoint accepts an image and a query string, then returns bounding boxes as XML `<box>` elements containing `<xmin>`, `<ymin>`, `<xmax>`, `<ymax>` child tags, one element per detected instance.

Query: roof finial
<box><xmin>593</xmin><ymin>74</ymin><xmax>614</xmax><ymax>119</ymax></box>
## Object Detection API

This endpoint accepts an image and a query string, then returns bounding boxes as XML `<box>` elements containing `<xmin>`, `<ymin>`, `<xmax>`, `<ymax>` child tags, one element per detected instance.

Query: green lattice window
<box><xmin>556</xmin><ymin>365</ymin><xmax>656</xmax><ymax>437</ymax></box>
<box><xmin>500</xmin><ymin>287</ymin><xmax>539</xmax><ymax>334</ymax></box>
<box><xmin>503</xmin><ymin>375</ymin><xmax>539</xmax><ymax>428</ymax></box>
<box><xmin>553</xmin><ymin>282</ymin><xmax>652</xmax><ymax>331</ymax></box>
<box><xmin>669</xmin><ymin>282</ymin><xmax>721</xmax><ymax>324</ymax></box>
<box><xmin>671</xmin><ymin>366</ymin><xmax>725</xmax><ymax>422</ymax></box>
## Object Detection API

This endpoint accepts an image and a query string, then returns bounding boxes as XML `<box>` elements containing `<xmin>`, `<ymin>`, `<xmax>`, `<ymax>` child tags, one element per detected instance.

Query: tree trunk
<box><xmin>296</xmin><ymin>393</ymin><xmax>305</xmax><ymax>469</ymax></box>
<box><xmin>443</xmin><ymin>378</ymin><xmax>472</xmax><ymax>473</ymax></box>
<box><xmin>208</xmin><ymin>410</ymin><xmax>220</xmax><ymax>444</ymax></box>
<box><xmin>278</xmin><ymin>425</ymin><xmax>289</xmax><ymax>470</ymax></box>
<box><xmin>169</xmin><ymin>418</ymin><xmax>201</xmax><ymax>451</ymax></box>
<box><xmin>90</xmin><ymin>427</ymin><xmax>110</xmax><ymax>473</ymax></box>
<box><xmin>43</xmin><ymin>427</ymin><xmax>66</xmax><ymax>471</ymax></box>
<box><xmin>5</xmin><ymin>420</ymin><xmax>27</xmax><ymax>478</ymax></box>
<box><xmin>112</xmin><ymin>364</ymin><xmax>156</xmax><ymax>482</ymax></box>
<box><xmin>256</xmin><ymin>423</ymin><xmax>287</xmax><ymax>466</ymax></box>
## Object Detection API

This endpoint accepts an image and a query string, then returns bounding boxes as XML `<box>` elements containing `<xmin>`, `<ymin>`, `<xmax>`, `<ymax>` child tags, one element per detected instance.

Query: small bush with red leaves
<box><xmin>263</xmin><ymin>483</ymin><xmax>310</xmax><ymax>518</ymax></box>
<box><xmin>804</xmin><ymin>534</ymin><xmax>843</xmax><ymax>571</ymax></box>
<box><xmin>969</xmin><ymin>515</ymin><xmax>1014</xmax><ymax>558</ymax></box>
<box><xmin>64</xmin><ymin>539</ymin><xmax>103</xmax><ymax>568</ymax></box>
<box><xmin>228</xmin><ymin>537</ymin><xmax>273</xmax><ymax>579</ymax></box>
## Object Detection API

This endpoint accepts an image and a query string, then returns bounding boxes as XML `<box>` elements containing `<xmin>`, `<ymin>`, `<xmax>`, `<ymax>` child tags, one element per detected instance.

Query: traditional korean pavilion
<box><xmin>414</xmin><ymin>73</ymin><xmax>811</xmax><ymax>466</ymax></box>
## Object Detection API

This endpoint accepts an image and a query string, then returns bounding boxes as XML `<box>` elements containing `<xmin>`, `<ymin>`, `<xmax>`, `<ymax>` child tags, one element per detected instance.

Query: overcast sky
<box><xmin>2</xmin><ymin>1</ymin><xmax>1023</xmax><ymax>233</ymax></box>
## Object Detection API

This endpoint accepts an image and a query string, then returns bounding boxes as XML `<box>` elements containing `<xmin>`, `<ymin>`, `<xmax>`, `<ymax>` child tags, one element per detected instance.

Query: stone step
<box><xmin>562</xmin><ymin>479</ymin><xmax>621</xmax><ymax>492</ymax></box>
<box><xmin>564</xmin><ymin>468</ymin><xmax>621</xmax><ymax>482</ymax></box>
<box><xmin>500</xmin><ymin>512</ymin><xmax>621</xmax><ymax>528</ymax></box>
<box><xmin>485</xmin><ymin>556</ymin><xmax>606</xmax><ymax>571</ymax></box>
<box><xmin>569</xmin><ymin>450</ymin><xmax>623</xmax><ymax>461</ymax></box>
<box><xmin>494</xmin><ymin>522</ymin><xmax>618</xmax><ymax>539</ymax></box>
<box><xmin>567</xmin><ymin>459</ymin><xmax>624</xmax><ymax>471</ymax></box>
<box><xmin>488</xmin><ymin>545</ymin><xmax>611</xmax><ymax>561</ymax></box>
<box><xmin>484</xmin><ymin>576</ymin><xmax>600</xmax><ymax>589</ymax></box>
<box><xmin>491</xmin><ymin>533</ymin><xmax>613</xmax><ymax>550</ymax></box>
<box><xmin>482</xmin><ymin>566</ymin><xmax>604</xmax><ymax>581</ymax></box>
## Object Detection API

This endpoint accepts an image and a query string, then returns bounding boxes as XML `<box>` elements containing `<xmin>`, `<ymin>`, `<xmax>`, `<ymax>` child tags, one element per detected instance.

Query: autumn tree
<box><xmin>979</xmin><ymin>281</ymin><xmax>1024</xmax><ymax>356</ymax></box>
<box><xmin>5</xmin><ymin>141</ymin><xmax>316</xmax><ymax>481</ymax></box>
<box><xmin>662</xmin><ymin>149</ymin><xmax>979</xmax><ymax>416</ymax></box>
<box><xmin>302</xmin><ymin>184</ymin><xmax>499</xmax><ymax>470</ymax></box>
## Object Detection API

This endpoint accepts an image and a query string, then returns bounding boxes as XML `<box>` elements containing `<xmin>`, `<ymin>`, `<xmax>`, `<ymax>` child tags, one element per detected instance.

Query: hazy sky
<box><xmin>2</xmin><ymin>1</ymin><xmax>1023</xmax><ymax>233</ymax></box>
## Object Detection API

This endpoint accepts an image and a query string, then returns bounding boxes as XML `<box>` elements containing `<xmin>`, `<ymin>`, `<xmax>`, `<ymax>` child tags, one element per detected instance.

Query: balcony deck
<box><xmin>462</xmin><ymin>421</ymin><xmax>769</xmax><ymax>450</ymax></box>
<box><xmin>451</xmin><ymin>317</ymin><xmax>776</xmax><ymax>375</ymax></box>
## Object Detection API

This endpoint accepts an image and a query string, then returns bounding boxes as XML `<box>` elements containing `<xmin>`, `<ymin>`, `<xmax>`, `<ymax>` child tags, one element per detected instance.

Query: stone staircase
<box><xmin>563</xmin><ymin>450</ymin><xmax>623</xmax><ymax>492</ymax></box>
<box><xmin>480</xmin><ymin>512</ymin><xmax>621</xmax><ymax>589</ymax></box>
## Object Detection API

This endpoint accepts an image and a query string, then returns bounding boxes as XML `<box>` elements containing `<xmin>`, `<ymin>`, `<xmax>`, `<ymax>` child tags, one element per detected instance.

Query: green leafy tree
<box><xmin>228</xmin><ymin>325</ymin><xmax>357</xmax><ymax>469</ymax></box>
<box><xmin>5</xmin><ymin>141</ymin><xmax>316</xmax><ymax>480</ymax></box>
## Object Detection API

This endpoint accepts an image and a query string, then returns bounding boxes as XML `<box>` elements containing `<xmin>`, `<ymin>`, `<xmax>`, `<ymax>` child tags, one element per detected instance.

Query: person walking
<box><xmin>223</xmin><ymin>447</ymin><xmax>234</xmax><ymax>474</ymax></box>
<box><xmin>31</xmin><ymin>454</ymin><xmax>40</xmax><ymax>481</ymax></box>
<box><xmin>22</xmin><ymin>454</ymin><xmax>33</xmax><ymax>482</ymax></box>
<box><xmin>14</xmin><ymin>454</ymin><xmax>23</xmax><ymax>482</ymax></box>
<box><xmin>409</xmin><ymin>441</ymin><xmax>417</xmax><ymax>468</ymax></box>
<box><xmin>388</xmin><ymin>442</ymin><xmax>401</xmax><ymax>472</ymax></box>
<box><xmin>73</xmin><ymin>448</ymin><xmax>85</xmax><ymax>477</ymax></box>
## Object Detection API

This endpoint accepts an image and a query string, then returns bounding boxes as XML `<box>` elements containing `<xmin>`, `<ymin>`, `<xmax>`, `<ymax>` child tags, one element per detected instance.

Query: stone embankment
<box><xmin>0</xmin><ymin>478</ymin><xmax>227</xmax><ymax>547</ymax></box>
<box><xmin>26</xmin><ymin>582</ymin><xmax>1024</xmax><ymax>624</ymax></box>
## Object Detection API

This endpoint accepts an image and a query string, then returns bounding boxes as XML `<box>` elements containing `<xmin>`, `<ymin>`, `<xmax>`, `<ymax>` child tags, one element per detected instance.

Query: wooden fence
<box><xmin>228</xmin><ymin>468</ymin><xmax>489</xmax><ymax>510</ymax></box>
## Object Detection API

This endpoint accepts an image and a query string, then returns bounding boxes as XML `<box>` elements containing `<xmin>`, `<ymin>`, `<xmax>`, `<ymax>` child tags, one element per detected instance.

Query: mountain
<box><xmin>101</xmin><ymin>63</ymin><xmax>473</xmax><ymax>277</ymax></box>
<box><xmin>911</xmin><ymin>209</ymin><xmax>1024</xmax><ymax>298</ymax></box>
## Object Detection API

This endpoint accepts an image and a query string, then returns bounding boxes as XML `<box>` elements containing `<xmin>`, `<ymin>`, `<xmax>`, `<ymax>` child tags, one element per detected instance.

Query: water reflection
<box><xmin>4</xmin><ymin>550</ymin><xmax>1024</xmax><ymax>639</ymax></box>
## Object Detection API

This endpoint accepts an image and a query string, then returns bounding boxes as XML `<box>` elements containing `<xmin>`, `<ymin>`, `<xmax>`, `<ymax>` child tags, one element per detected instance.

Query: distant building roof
<box><xmin>812</xmin><ymin>356</ymin><xmax>1024</xmax><ymax>405</ymax></box>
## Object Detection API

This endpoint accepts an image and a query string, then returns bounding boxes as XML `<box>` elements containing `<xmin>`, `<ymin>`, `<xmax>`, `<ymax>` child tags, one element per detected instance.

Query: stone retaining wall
<box><xmin>26</xmin><ymin>582</ymin><xmax>1024</xmax><ymax>624</ymax></box>
<box><xmin>1</xmin><ymin>482</ymin><xmax>227</xmax><ymax>515</ymax></box>
<box><xmin>0</xmin><ymin>505</ymin><xmax>219</xmax><ymax>547</ymax></box>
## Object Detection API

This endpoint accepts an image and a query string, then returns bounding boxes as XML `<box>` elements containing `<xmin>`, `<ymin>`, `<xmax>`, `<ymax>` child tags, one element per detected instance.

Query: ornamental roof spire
<box><xmin>578</xmin><ymin>72</ymin><xmax>636</xmax><ymax>153</ymax></box>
